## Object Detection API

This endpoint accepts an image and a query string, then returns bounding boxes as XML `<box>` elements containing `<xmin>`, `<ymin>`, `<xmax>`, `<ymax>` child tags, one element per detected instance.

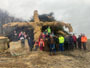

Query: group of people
<box><xmin>64</xmin><ymin>34</ymin><xmax>87</xmax><ymax>51</ymax></box>
<box><xmin>13</xmin><ymin>30</ymin><xmax>34</xmax><ymax>49</ymax></box>
<box><xmin>30</xmin><ymin>26</ymin><xmax>88</xmax><ymax>55</ymax></box>
<box><xmin>12</xmin><ymin>26</ymin><xmax>88</xmax><ymax>56</ymax></box>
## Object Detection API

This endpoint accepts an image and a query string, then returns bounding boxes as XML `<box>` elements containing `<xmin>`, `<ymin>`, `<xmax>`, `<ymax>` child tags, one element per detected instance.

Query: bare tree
<box><xmin>0</xmin><ymin>9</ymin><xmax>23</xmax><ymax>34</ymax></box>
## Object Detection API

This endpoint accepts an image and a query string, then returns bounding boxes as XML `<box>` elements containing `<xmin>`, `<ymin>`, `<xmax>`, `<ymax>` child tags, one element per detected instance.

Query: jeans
<box><xmin>50</xmin><ymin>44</ymin><xmax>56</xmax><ymax>53</ymax></box>
<box><xmin>78</xmin><ymin>42</ymin><xmax>81</xmax><ymax>49</ymax></box>
<box><xmin>82</xmin><ymin>42</ymin><xmax>86</xmax><ymax>50</ymax></box>
<box><xmin>59</xmin><ymin>43</ymin><xmax>64</xmax><ymax>51</ymax></box>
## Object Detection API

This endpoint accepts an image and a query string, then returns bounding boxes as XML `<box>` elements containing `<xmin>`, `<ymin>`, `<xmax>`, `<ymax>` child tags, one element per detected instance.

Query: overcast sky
<box><xmin>0</xmin><ymin>0</ymin><xmax>90</xmax><ymax>38</ymax></box>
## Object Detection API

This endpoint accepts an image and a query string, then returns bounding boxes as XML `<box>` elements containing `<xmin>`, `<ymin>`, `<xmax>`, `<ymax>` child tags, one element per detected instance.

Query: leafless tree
<box><xmin>0</xmin><ymin>9</ymin><xmax>23</xmax><ymax>34</ymax></box>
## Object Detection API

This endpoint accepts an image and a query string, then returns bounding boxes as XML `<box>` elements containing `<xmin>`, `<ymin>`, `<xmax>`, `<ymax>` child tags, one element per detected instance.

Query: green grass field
<box><xmin>88</xmin><ymin>39</ymin><xmax>90</xmax><ymax>41</ymax></box>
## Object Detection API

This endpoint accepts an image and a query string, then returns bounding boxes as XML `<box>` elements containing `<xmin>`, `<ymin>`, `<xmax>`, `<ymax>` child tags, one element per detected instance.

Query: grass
<box><xmin>88</xmin><ymin>39</ymin><xmax>90</xmax><ymax>41</ymax></box>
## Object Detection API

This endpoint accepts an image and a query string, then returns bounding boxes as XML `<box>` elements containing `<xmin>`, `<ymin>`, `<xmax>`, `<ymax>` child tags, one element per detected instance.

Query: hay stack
<box><xmin>3</xmin><ymin>22</ymin><xmax>73</xmax><ymax>41</ymax></box>
<box><xmin>2</xmin><ymin>10</ymin><xmax>73</xmax><ymax>41</ymax></box>
<box><xmin>0</xmin><ymin>36</ymin><xmax>9</xmax><ymax>52</ymax></box>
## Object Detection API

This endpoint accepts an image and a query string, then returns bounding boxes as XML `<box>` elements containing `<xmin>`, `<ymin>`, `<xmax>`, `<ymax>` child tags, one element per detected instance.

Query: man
<box><xmin>81</xmin><ymin>34</ymin><xmax>87</xmax><ymax>50</ymax></box>
<box><xmin>54</xmin><ymin>36</ymin><xmax>59</xmax><ymax>51</ymax></box>
<box><xmin>64</xmin><ymin>35</ymin><xmax>69</xmax><ymax>51</ymax></box>
<box><xmin>13</xmin><ymin>30</ymin><xmax>18</xmax><ymax>41</ymax></box>
<box><xmin>28</xmin><ymin>37</ymin><xmax>33</xmax><ymax>51</ymax></box>
<box><xmin>77</xmin><ymin>35</ymin><xmax>82</xmax><ymax>49</ymax></box>
<box><xmin>49</xmin><ymin>35</ymin><xmax>56</xmax><ymax>55</ymax></box>
<box><xmin>58</xmin><ymin>35</ymin><xmax>65</xmax><ymax>51</ymax></box>
<box><xmin>68</xmin><ymin>34</ymin><xmax>74</xmax><ymax>50</ymax></box>
<box><xmin>72</xmin><ymin>34</ymin><xmax>77</xmax><ymax>48</ymax></box>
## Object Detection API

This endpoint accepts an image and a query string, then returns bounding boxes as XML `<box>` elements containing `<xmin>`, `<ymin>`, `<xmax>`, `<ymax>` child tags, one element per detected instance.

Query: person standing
<box><xmin>19</xmin><ymin>31</ymin><xmax>26</xmax><ymax>48</ymax></box>
<box><xmin>81</xmin><ymin>34</ymin><xmax>87</xmax><ymax>50</ymax></box>
<box><xmin>34</xmin><ymin>41</ymin><xmax>39</xmax><ymax>51</ymax></box>
<box><xmin>47</xmin><ymin>26</ymin><xmax>51</xmax><ymax>35</ymax></box>
<box><xmin>68</xmin><ymin>34</ymin><xmax>74</xmax><ymax>50</ymax></box>
<box><xmin>58</xmin><ymin>35</ymin><xmax>65</xmax><ymax>51</ymax></box>
<box><xmin>77</xmin><ymin>35</ymin><xmax>82</xmax><ymax>49</ymax></box>
<box><xmin>28</xmin><ymin>37</ymin><xmax>33</xmax><ymax>51</ymax></box>
<box><xmin>13</xmin><ymin>30</ymin><xmax>18</xmax><ymax>41</ymax></box>
<box><xmin>23</xmin><ymin>32</ymin><xmax>27</xmax><ymax>39</ymax></box>
<box><xmin>64</xmin><ymin>35</ymin><xmax>69</xmax><ymax>51</ymax></box>
<box><xmin>49</xmin><ymin>35</ymin><xmax>56</xmax><ymax>55</ymax></box>
<box><xmin>72</xmin><ymin>34</ymin><xmax>77</xmax><ymax>48</ymax></box>
<box><xmin>54</xmin><ymin>36</ymin><xmax>59</xmax><ymax>51</ymax></box>
<box><xmin>39</xmin><ymin>39</ymin><xmax>45</xmax><ymax>51</ymax></box>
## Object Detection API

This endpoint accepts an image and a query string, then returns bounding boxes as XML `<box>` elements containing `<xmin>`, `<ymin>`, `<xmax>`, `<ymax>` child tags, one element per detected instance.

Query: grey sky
<box><xmin>0</xmin><ymin>0</ymin><xmax>90</xmax><ymax>38</ymax></box>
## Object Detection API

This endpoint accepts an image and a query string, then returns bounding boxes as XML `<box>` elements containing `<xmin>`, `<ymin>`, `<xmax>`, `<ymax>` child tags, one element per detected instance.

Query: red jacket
<box><xmin>72</xmin><ymin>35</ymin><xmax>77</xmax><ymax>42</ymax></box>
<box><xmin>39</xmin><ymin>39</ymin><xmax>45</xmax><ymax>47</ymax></box>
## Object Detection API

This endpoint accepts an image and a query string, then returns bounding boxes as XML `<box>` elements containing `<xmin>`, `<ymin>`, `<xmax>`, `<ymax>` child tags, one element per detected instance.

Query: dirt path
<box><xmin>0</xmin><ymin>41</ymin><xmax>90</xmax><ymax>68</ymax></box>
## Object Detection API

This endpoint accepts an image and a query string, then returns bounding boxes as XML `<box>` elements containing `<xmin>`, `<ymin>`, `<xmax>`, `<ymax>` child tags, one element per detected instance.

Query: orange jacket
<box><xmin>81</xmin><ymin>36</ymin><xmax>87</xmax><ymax>43</ymax></box>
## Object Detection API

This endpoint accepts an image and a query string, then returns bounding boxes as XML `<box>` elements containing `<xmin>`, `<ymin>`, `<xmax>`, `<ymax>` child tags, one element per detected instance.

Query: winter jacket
<box><xmin>77</xmin><ymin>36</ymin><xmax>81</xmax><ymax>43</ymax></box>
<box><xmin>39</xmin><ymin>39</ymin><xmax>45</xmax><ymax>47</ymax></box>
<box><xmin>68</xmin><ymin>36</ymin><xmax>74</xmax><ymax>44</ymax></box>
<box><xmin>49</xmin><ymin>37</ymin><xmax>55</xmax><ymax>44</ymax></box>
<box><xmin>81</xmin><ymin>36</ymin><xmax>87</xmax><ymax>43</ymax></box>
<box><xmin>72</xmin><ymin>35</ymin><xmax>77</xmax><ymax>42</ymax></box>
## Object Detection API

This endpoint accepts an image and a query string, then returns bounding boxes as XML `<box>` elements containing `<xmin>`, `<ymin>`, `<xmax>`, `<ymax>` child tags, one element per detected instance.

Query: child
<box><xmin>19</xmin><ymin>31</ymin><xmax>25</xmax><ymax>48</ymax></box>
<box><xmin>34</xmin><ymin>41</ymin><xmax>39</xmax><ymax>51</ymax></box>
<box><xmin>39</xmin><ymin>39</ymin><xmax>45</xmax><ymax>51</ymax></box>
<box><xmin>42</xmin><ymin>33</ymin><xmax>46</xmax><ymax>40</ymax></box>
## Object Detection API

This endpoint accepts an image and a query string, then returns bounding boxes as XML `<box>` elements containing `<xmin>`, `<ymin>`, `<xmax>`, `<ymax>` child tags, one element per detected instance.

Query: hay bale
<box><xmin>2</xmin><ymin>10</ymin><xmax>73</xmax><ymax>42</ymax></box>
<box><xmin>58</xmin><ymin>31</ymin><xmax>67</xmax><ymax>36</ymax></box>
<box><xmin>9</xmin><ymin>40</ymin><xmax>29</xmax><ymax>56</ymax></box>
<box><xmin>0</xmin><ymin>37</ymin><xmax>9</xmax><ymax>52</ymax></box>
<box><xmin>34</xmin><ymin>26</ymin><xmax>41</xmax><ymax>41</ymax></box>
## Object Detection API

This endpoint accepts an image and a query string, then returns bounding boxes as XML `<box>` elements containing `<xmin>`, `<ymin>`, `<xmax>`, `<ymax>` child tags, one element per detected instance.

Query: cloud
<box><xmin>0</xmin><ymin>0</ymin><xmax>8</xmax><ymax>10</ymax></box>
<box><xmin>0</xmin><ymin>0</ymin><xmax>90</xmax><ymax>38</ymax></box>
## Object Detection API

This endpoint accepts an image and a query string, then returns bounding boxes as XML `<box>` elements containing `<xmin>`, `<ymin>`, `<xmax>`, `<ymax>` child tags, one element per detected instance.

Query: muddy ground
<box><xmin>0</xmin><ymin>40</ymin><xmax>90</xmax><ymax>68</ymax></box>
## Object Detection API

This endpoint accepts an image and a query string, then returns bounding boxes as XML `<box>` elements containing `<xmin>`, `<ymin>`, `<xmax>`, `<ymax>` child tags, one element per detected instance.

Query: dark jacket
<box><xmin>68</xmin><ymin>36</ymin><xmax>74</xmax><ymax>44</ymax></box>
<box><xmin>77</xmin><ymin>36</ymin><xmax>81</xmax><ymax>43</ymax></box>
<box><xmin>28</xmin><ymin>39</ymin><xmax>33</xmax><ymax>46</ymax></box>
<box><xmin>13</xmin><ymin>33</ymin><xmax>18</xmax><ymax>41</ymax></box>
